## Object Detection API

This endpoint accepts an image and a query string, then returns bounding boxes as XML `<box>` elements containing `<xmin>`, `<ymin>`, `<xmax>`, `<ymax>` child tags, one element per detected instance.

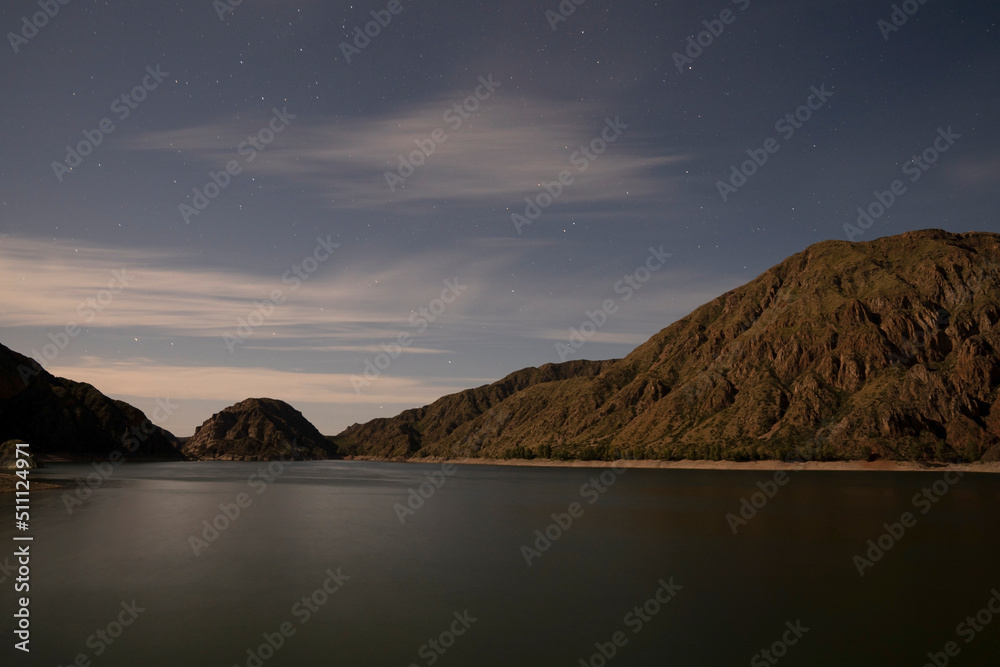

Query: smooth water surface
<box><xmin>1</xmin><ymin>461</ymin><xmax>998</xmax><ymax>666</ymax></box>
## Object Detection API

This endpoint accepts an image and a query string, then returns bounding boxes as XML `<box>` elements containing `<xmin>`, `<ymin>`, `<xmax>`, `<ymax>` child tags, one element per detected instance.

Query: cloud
<box><xmin>124</xmin><ymin>94</ymin><xmax>687</xmax><ymax>211</ymax></box>
<box><xmin>2</xmin><ymin>234</ymin><xmax>739</xmax><ymax>435</ymax></box>
<box><xmin>47</xmin><ymin>357</ymin><xmax>485</xmax><ymax>405</ymax></box>
<box><xmin>0</xmin><ymin>235</ymin><xmax>495</xmax><ymax>341</ymax></box>
<box><xmin>45</xmin><ymin>358</ymin><xmax>491</xmax><ymax>435</ymax></box>
<box><xmin>947</xmin><ymin>155</ymin><xmax>1000</xmax><ymax>189</ymax></box>
<box><xmin>241</xmin><ymin>344</ymin><xmax>450</xmax><ymax>354</ymax></box>
<box><xmin>0</xmin><ymin>236</ymin><xmax>732</xmax><ymax>351</ymax></box>
<box><xmin>527</xmin><ymin>329</ymin><xmax>654</xmax><ymax>346</ymax></box>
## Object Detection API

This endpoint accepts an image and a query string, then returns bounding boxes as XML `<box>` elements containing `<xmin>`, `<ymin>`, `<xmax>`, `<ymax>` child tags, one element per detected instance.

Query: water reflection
<box><xmin>1</xmin><ymin>462</ymin><xmax>997</xmax><ymax>666</ymax></box>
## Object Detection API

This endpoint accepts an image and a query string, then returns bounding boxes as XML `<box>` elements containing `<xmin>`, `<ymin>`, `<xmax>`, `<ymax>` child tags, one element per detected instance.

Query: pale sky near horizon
<box><xmin>2</xmin><ymin>0</ymin><xmax>998</xmax><ymax>435</ymax></box>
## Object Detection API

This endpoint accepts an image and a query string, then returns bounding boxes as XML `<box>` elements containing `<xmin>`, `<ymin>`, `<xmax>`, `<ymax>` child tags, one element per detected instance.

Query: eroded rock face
<box><xmin>0</xmin><ymin>343</ymin><xmax>182</xmax><ymax>461</ymax></box>
<box><xmin>336</xmin><ymin>230</ymin><xmax>1000</xmax><ymax>462</ymax></box>
<box><xmin>333</xmin><ymin>360</ymin><xmax>616</xmax><ymax>458</ymax></box>
<box><xmin>183</xmin><ymin>397</ymin><xmax>337</xmax><ymax>461</ymax></box>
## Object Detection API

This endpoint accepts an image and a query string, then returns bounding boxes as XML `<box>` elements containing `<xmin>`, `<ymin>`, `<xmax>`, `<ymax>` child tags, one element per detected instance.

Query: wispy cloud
<box><xmin>1</xmin><ymin>236</ymin><xmax>731</xmax><ymax>347</ymax></box>
<box><xmin>2</xmin><ymin>235</ymin><xmax>735</xmax><ymax>433</ymax></box>
<box><xmin>947</xmin><ymin>155</ymin><xmax>1000</xmax><ymax>189</ymax></box>
<box><xmin>124</xmin><ymin>96</ymin><xmax>687</xmax><ymax>211</ymax></box>
<box><xmin>46</xmin><ymin>358</ymin><xmax>491</xmax><ymax>435</ymax></box>
<box><xmin>1</xmin><ymin>236</ymin><xmax>488</xmax><ymax>340</ymax></box>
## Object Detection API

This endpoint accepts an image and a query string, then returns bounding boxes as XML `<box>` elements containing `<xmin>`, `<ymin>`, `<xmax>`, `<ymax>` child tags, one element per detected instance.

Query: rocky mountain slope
<box><xmin>334</xmin><ymin>230</ymin><xmax>1000</xmax><ymax>463</ymax></box>
<box><xmin>183</xmin><ymin>397</ymin><xmax>338</xmax><ymax>461</ymax></box>
<box><xmin>0</xmin><ymin>343</ymin><xmax>182</xmax><ymax>460</ymax></box>
<box><xmin>335</xmin><ymin>359</ymin><xmax>615</xmax><ymax>457</ymax></box>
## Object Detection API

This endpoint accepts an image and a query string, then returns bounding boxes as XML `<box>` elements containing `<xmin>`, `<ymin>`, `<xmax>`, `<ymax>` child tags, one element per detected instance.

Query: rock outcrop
<box><xmin>183</xmin><ymin>397</ymin><xmax>338</xmax><ymax>461</ymax></box>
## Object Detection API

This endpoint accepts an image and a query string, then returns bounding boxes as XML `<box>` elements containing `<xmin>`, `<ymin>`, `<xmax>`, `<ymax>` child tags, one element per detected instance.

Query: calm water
<box><xmin>1</xmin><ymin>461</ymin><xmax>999</xmax><ymax>666</ymax></box>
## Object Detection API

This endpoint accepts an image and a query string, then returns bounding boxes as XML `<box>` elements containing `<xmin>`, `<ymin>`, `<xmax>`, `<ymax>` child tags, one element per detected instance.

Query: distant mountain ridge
<box><xmin>333</xmin><ymin>230</ymin><xmax>1000</xmax><ymax>463</ymax></box>
<box><xmin>5</xmin><ymin>229</ymin><xmax>1000</xmax><ymax>464</ymax></box>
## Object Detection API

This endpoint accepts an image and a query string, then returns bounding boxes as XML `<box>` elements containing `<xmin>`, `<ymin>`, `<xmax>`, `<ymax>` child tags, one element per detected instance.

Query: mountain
<box><xmin>335</xmin><ymin>359</ymin><xmax>616</xmax><ymax>457</ymax></box>
<box><xmin>334</xmin><ymin>230</ymin><xmax>1000</xmax><ymax>463</ymax></box>
<box><xmin>182</xmin><ymin>397</ymin><xmax>339</xmax><ymax>461</ymax></box>
<box><xmin>0</xmin><ymin>343</ymin><xmax>183</xmax><ymax>460</ymax></box>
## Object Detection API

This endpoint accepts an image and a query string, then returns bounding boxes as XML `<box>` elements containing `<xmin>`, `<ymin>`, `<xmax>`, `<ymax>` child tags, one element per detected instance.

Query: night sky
<box><xmin>2</xmin><ymin>0</ymin><xmax>998</xmax><ymax>435</ymax></box>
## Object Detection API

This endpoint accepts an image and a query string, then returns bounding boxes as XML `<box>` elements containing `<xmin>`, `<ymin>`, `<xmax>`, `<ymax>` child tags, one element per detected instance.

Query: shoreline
<box><xmin>2</xmin><ymin>458</ymin><xmax>998</xmax><ymax>494</ymax></box>
<box><xmin>0</xmin><ymin>472</ymin><xmax>75</xmax><ymax>493</ymax></box>
<box><xmin>346</xmin><ymin>456</ymin><xmax>1000</xmax><ymax>473</ymax></box>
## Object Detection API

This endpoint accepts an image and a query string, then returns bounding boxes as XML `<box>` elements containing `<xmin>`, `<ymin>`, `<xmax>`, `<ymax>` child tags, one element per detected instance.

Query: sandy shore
<box><xmin>348</xmin><ymin>456</ymin><xmax>1000</xmax><ymax>473</ymax></box>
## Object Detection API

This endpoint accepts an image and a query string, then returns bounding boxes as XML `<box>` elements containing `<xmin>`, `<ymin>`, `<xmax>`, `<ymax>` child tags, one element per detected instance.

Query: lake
<box><xmin>2</xmin><ymin>461</ymin><xmax>999</xmax><ymax>666</ymax></box>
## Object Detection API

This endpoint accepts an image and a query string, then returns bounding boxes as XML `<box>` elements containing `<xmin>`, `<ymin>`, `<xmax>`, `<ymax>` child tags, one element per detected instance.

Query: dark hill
<box><xmin>183</xmin><ymin>397</ymin><xmax>338</xmax><ymax>461</ymax></box>
<box><xmin>0</xmin><ymin>342</ymin><xmax>182</xmax><ymax>460</ymax></box>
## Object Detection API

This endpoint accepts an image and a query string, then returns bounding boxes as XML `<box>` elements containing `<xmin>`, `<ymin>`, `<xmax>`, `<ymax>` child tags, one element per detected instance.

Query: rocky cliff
<box><xmin>183</xmin><ymin>397</ymin><xmax>338</xmax><ymax>461</ymax></box>
<box><xmin>335</xmin><ymin>359</ymin><xmax>616</xmax><ymax>457</ymax></box>
<box><xmin>334</xmin><ymin>230</ymin><xmax>1000</xmax><ymax>462</ymax></box>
